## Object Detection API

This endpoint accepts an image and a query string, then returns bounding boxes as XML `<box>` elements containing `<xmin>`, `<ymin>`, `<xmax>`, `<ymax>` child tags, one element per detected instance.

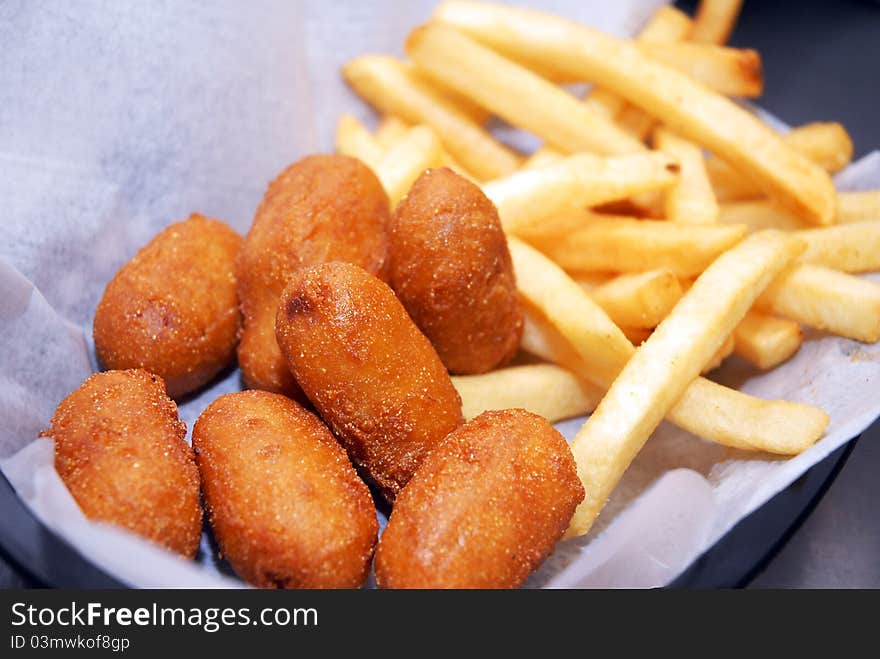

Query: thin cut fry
<box><xmin>452</xmin><ymin>364</ymin><xmax>601</xmax><ymax>423</ymax></box>
<box><xmin>584</xmin><ymin>87</ymin><xmax>626</xmax><ymax>119</ymax></box>
<box><xmin>690</xmin><ymin>0</ymin><xmax>744</xmax><ymax>45</ymax></box>
<box><xmin>734</xmin><ymin>310</ymin><xmax>803</xmax><ymax>370</ymax></box>
<box><xmin>375</xmin><ymin>125</ymin><xmax>445</xmax><ymax>204</ymax></box>
<box><xmin>512</xmin><ymin>239</ymin><xmax>828</xmax><ymax>456</ymax></box>
<box><xmin>534</xmin><ymin>219</ymin><xmax>746</xmax><ymax>277</ymax></box>
<box><xmin>374</xmin><ymin>116</ymin><xmax>410</xmax><ymax>150</ymax></box>
<box><xmin>565</xmin><ymin>230</ymin><xmax>809</xmax><ymax>537</ymax></box>
<box><xmin>483</xmin><ymin>153</ymin><xmax>679</xmax><ymax>236</ymax></box>
<box><xmin>703</xmin><ymin>334</ymin><xmax>735</xmax><ymax>373</ymax></box>
<box><xmin>583</xmin><ymin>5</ymin><xmax>691</xmax><ymax>139</ymax></box>
<box><xmin>639</xmin><ymin>42</ymin><xmax>763</xmax><ymax>98</ymax></box>
<box><xmin>795</xmin><ymin>221</ymin><xmax>880</xmax><ymax>273</ymax></box>
<box><xmin>433</xmin><ymin>1</ymin><xmax>836</xmax><ymax>225</ymax></box>
<box><xmin>757</xmin><ymin>264</ymin><xmax>880</xmax><ymax>343</ymax></box>
<box><xmin>720</xmin><ymin>193</ymin><xmax>880</xmax><ymax>232</ymax></box>
<box><xmin>837</xmin><ymin>190</ymin><xmax>880</xmax><ymax>223</ymax></box>
<box><xmin>335</xmin><ymin>114</ymin><xmax>383</xmax><ymax>169</ymax></box>
<box><xmin>708</xmin><ymin>122</ymin><xmax>854</xmax><ymax>201</ymax></box>
<box><xmin>405</xmin><ymin>24</ymin><xmax>646</xmax><ymax>156</ymax></box>
<box><xmin>342</xmin><ymin>54</ymin><xmax>519</xmax><ymax>180</ymax></box>
<box><xmin>654</xmin><ymin>127</ymin><xmax>719</xmax><ymax>223</ymax></box>
<box><xmin>520</xmin><ymin>147</ymin><xmax>564</xmax><ymax>171</ymax></box>
<box><xmin>588</xmin><ymin>270</ymin><xmax>683</xmax><ymax>329</ymax></box>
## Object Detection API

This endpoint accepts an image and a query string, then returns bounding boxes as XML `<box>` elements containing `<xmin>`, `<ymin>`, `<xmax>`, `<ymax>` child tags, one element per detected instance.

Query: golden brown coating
<box><xmin>93</xmin><ymin>214</ymin><xmax>242</xmax><ymax>399</ymax></box>
<box><xmin>45</xmin><ymin>369</ymin><xmax>201</xmax><ymax>558</ymax></box>
<box><xmin>390</xmin><ymin>168</ymin><xmax>522</xmax><ymax>374</ymax></box>
<box><xmin>193</xmin><ymin>390</ymin><xmax>378</xmax><ymax>589</ymax></box>
<box><xmin>375</xmin><ymin>409</ymin><xmax>584</xmax><ymax>589</ymax></box>
<box><xmin>237</xmin><ymin>154</ymin><xmax>391</xmax><ymax>401</ymax></box>
<box><xmin>275</xmin><ymin>261</ymin><xmax>463</xmax><ymax>500</ymax></box>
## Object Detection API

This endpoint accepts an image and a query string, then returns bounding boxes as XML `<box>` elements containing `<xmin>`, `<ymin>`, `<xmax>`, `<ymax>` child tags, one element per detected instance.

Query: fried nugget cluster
<box><xmin>46</xmin><ymin>155</ymin><xmax>581</xmax><ymax>589</ymax></box>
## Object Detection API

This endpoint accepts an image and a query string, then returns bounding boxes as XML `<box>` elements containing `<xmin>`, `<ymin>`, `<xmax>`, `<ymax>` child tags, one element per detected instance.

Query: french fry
<box><xmin>405</xmin><ymin>24</ymin><xmax>646</xmax><ymax>156</ymax></box>
<box><xmin>483</xmin><ymin>153</ymin><xmax>679</xmax><ymax>236</ymax></box>
<box><xmin>708</xmin><ymin>122</ymin><xmax>854</xmax><ymax>201</ymax></box>
<box><xmin>406</xmin><ymin>63</ymin><xmax>492</xmax><ymax>125</ymax></box>
<box><xmin>719</xmin><ymin>199</ymin><xmax>806</xmax><ymax>232</ymax></box>
<box><xmin>734</xmin><ymin>310</ymin><xmax>803</xmax><ymax>370</ymax></box>
<box><xmin>374</xmin><ymin>116</ymin><xmax>410</xmax><ymax>150</ymax></box>
<box><xmin>520</xmin><ymin>147</ymin><xmax>564</xmax><ymax>171</ymax></box>
<box><xmin>433</xmin><ymin>1</ymin><xmax>837</xmax><ymax>225</ymax></box>
<box><xmin>654</xmin><ymin>127</ymin><xmax>719</xmax><ymax>223</ymax></box>
<box><xmin>335</xmin><ymin>114</ymin><xmax>383</xmax><ymax>169</ymax></box>
<box><xmin>757</xmin><ymin>264</ymin><xmax>880</xmax><ymax>343</ymax></box>
<box><xmin>565</xmin><ymin>230</ymin><xmax>810</xmax><ymax>537</ymax></box>
<box><xmin>638</xmin><ymin>42</ymin><xmax>763</xmax><ymax>98</ymax></box>
<box><xmin>620</xmin><ymin>326</ymin><xmax>652</xmax><ymax>347</ymax></box>
<box><xmin>342</xmin><ymin>55</ymin><xmax>519</xmax><ymax>180</ymax></box>
<box><xmin>584</xmin><ymin>87</ymin><xmax>626</xmax><ymax>119</ymax></box>
<box><xmin>582</xmin><ymin>5</ymin><xmax>691</xmax><ymax>138</ymax></box>
<box><xmin>512</xmin><ymin>239</ymin><xmax>828</xmax><ymax>456</ymax></box>
<box><xmin>720</xmin><ymin>192</ymin><xmax>880</xmax><ymax>232</ymax></box>
<box><xmin>795</xmin><ymin>221</ymin><xmax>880</xmax><ymax>273</ymax></box>
<box><xmin>534</xmin><ymin>219</ymin><xmax>746</xmax><ymax>277</ymax></box>
<box><xmin>837</xmin><ymin>190</ymin><xmax>880</xmax><ymax>223</ymax></box>
<box><xmin>588</xmin><ymin>270</ymin><xmax>683</xmax><ymax>329</ymax></box>
<box><xmin>375</xmin><ymin>125</ymin><xmax>445</xmax><ymax>204</ymax></box>
<box><xmin>452</xmin><ymin>364</ymin><xmax>602</xmax><ymax>423</ymax></box>
<box><xmin>703</xmin><ymin>334</ymin><xmax>735</xmax><ymax>373</ymax></box>
<box><xmin>690</xmin><ymin>0</ymin><xmax>744</xmax><ymax>45</ymax></box>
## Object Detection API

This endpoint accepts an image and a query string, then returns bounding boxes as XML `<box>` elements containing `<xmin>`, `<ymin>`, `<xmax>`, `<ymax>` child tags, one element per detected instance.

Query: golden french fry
<box><xmin>566</xmin><ymin>230</ymin><xmax>810</xmax><ymax>537</ymax></box>
<box><xmin>708</xmin><ymin>122</ymin><xmax>854</xmax><ymax>201</ymax></box>
<box><xmin>703</xmin><ymin>334</ymin><xmax>735</xmax><ymax>373</ymax></box>
<box><xmin>484</xmin><ymin>153</ymin><xmax>679</xmax><ymax>236</ymax></box>
<box><xmin>512</xmin><ymin>239</ymin><xmax>828</xmax><ymax>456</ymax></box>
<box><xmin>375</xmin><ymin>125</ymin><xmax>445</xmax><ymax>204</ymax></box>
<box><xmin>586</xmin><ymin>6</ymin><xmax>692</xmax><ymax>142</ymax></box>
<box><xmin>690</xmin><ymin>0</ymin><xmax>744</xmax><ymax>45</ymax></box>
<box><xmin>720</xmin><ymin>192</ymin><xmax>880</xmax><ymax>232</ymax></box>
<box><xmin>757</xmin><ymin>264</ymin><xmax>880</xmax><ymax>343</ymax></box>
<box><xmin>583</xmin><ymin>87</ymin><xmax>626</xmax><ymax>119</ymax></box>
<box><xmin>405</xmin><ymin>63</ymin><xmax>491</xmax><ymax>125</ymax></box>
<box><xmin>795</xmin><ymin>221</ymin><xmax>880</xmax><ymax>273</ymax></box>
<box><xmin>837</xmin><ymin>190</ymin><xmax>880</xmax><ymax>223</ymax></box>
<box><xmin>433</xmin><ymin>1</ymin><xmax>836</xmax><ymax>225</ymax></box>
<box><xmin>452</xmin><ymin>364</ymin><xmax>602</xmax><ymax>423</ymax></box>
<box><xmin>405</xmin><ymin>24</ymin><xmax>646</xmax><ymax>156</ymax></box>
<box><xmin>335</xmin><ymin>114</ymin><xmax>383</xmax><ymax>169</ymax></box>
<box><xmin>342</xmin><ymin>55</ymin><xmax>519</xmax><ymax>180</ymax></box>
<box><xmin>734</xmin><ymin>310</ymin><xmax>803</xmax><ymax>370</ymax></box>
<box><xmin>534</xmin><ymin>219</ymin><xmax>746</xmax><ymax>277</ymax></box>
<box><xmin>588</xmin><ymin>270</ymin><xmax>683</xmax><ymax>329</ymax></box>
<box><xmin>654</xmin><ymin>127</ymin><xmax>719</xmax><ymax>223</ymax></box>
<box><xmin>520</xmin><ymin>147</ymin><xmax>564</xmax><ymax>171</ymax></box>
<box><xmin>374</xmin><ymin>116</ymin><xmax>410</xmax><ymax>150</ymax></box>
<box><xmin>639</xmin><ymin>42</ymin><xmax>762</xmax><ymax>98</ymax></box>
<box><xmin>620</xmin><ymin>325</ymin><xmax>652</xmax><ymax>347</ymax></box>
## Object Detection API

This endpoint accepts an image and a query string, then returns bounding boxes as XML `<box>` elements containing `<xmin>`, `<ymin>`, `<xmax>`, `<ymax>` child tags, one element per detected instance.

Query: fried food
<box><xmin>93</xmin><ymin>214</ymin><xmax>241</xmax><ymax>399</ymax></box>
<box><xmin>237</xmin><ymin>154</ymin><xmax>391</xmax><ymax>401</ymax></box>
<box><xmin>374</xmin><ymin>409</ymin><xmax>584</xmax><ymax>589</ymax></box>
<box><xmin>44</xmin><ymin>369</ymin><xmax>201</xmax><ymax>557</ymax></box>
<box><xmin>274</xmin><ymin>261</ymin><xmax>463</xmax><ymax>499</ymax></box>
<box><xmin>193</xmin><ymin>390</ymin><xmax>378</xmax><ymax>589</ymax></box>
<box><xmin>389</xmin><ymin>168</ymin><xmax>522</xmax><ymax>374</ymax></box>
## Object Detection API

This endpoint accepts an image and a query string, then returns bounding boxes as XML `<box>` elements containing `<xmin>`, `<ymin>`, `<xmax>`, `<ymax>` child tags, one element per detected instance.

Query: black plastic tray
<box><xmin>0</xmin><ymin>438</ymin><xmax>856</xmax><ymax>589</ymax></box>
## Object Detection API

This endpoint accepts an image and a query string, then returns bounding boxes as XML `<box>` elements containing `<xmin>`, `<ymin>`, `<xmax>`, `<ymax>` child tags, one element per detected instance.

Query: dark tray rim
<box><xmin>0</xmin><ymin>436</ymin><xmax>858</xmax><ymax>589</ymax></box>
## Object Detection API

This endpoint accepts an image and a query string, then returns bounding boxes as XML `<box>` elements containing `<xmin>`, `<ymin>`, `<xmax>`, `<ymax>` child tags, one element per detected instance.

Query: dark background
<box><xmin>1</xmin><ymin>0</ymin><xmax>878</xmax><ymax>588</ymax></box>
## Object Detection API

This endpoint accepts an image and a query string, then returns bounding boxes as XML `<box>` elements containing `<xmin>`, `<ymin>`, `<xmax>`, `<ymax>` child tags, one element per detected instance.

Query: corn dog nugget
<box><xmin>375</xmin><ymin>409</ymin><xmax>584</xmax><ymax>589</ymax></box>
<box><xmin>275</xmin><ymin>261</ymin><xmax>464</xmax><ymax>499</ymax></box>
<box><xmin>44</xmin><ymin>369</ymin><xmax>201</xmax><ymax>557</ymax></box>
<box><xmin>193</xmin><ymin>391</ymin><xmax>378</xmax><ymax>589</ymax></box>
<box><xmin>390</xmin><ymin>168</ymin><xmax>522</xmax><ymax>374</ymax></box>
<box><xmin>237</xmin><ymin>154</ymin><xmax>391</xmax><ymax>401</ymax></box>
<box><xmin>93</xmin><ymin>214</ymin><xmax>242</xmax><ymax>398</ymax></box>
